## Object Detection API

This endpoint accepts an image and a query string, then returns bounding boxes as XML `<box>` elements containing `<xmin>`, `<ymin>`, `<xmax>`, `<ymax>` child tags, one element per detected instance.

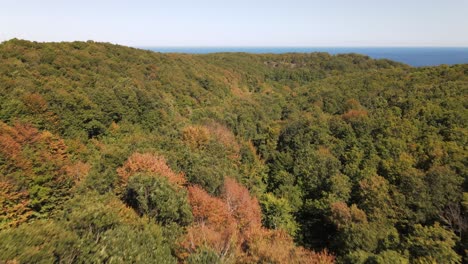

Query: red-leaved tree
<box><xmin>117</xmin><ymin>152</ymin><xmax>186</xmax><ymax>187</ymax></box>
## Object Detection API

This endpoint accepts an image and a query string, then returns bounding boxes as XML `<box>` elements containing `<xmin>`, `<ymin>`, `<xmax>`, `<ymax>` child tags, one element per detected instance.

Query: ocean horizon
<box><xmin>142</xmin><ymin>47</ymin><xmax>468</xmax><ymax>67</ymax></box>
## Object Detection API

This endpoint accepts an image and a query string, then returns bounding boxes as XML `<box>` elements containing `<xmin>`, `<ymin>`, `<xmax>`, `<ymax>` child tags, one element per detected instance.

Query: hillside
<box><xmin>0</xmin><ymin>39</ymin><xmax>467</xmax><ymax>263</ymax></box>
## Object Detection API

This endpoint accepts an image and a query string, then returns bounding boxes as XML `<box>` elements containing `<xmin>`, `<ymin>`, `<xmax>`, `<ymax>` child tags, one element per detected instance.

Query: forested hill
<box><xmin>0</xmin><ymin>39</ymin><xmax>466</xmax><ymax>263</ymax></box>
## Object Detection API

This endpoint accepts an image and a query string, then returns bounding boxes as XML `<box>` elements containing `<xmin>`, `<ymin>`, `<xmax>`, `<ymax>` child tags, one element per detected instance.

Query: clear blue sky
<box><xmin>1</xmin><ymin>0</ymin><xmax>467</xmax><ymax>47</ymax></box>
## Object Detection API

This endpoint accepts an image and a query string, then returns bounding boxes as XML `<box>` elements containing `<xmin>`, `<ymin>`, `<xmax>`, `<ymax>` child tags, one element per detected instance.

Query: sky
<box><xmin>1</xmin><ymin>0</ymin><xmax>467</xmax><ymax>47</ymax></box>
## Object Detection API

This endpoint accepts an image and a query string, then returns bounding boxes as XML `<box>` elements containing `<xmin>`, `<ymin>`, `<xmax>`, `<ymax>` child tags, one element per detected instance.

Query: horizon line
<box><xmin>1</xmin><ymin>39</ymin><xmax>468</xmax><ymax>49</ymax></box>
<box><xmin>139</xmin><ymin>46</ymin><xmax>468</xmax><ymax>49</ymax></box>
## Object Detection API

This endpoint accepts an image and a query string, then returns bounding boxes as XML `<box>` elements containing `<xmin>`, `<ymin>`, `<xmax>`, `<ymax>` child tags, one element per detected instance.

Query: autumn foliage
<box><xmin>0</xmin><ymin>121</ymin><xmax>79</xmax><ymax>228</ymax></box>
<box><xmin>64</xmin><ymin>161</ymin><xmax>91</xmax><ymax>185</ymax></box>
<box><xmin>0</xmin><ymin>122</ymin><xmax>68</xmax><ymax>175</ymax></box>
<box><xmin>204</xmin><ymin>122</ymin><xmax>240</xmax><ymax>156</ymax></box>
<box><xmin>341</xmin><ymin>109</ymin><xmax>368</xmax><ymax>122</ymax></box>
<box><xmin>182</xmin><ymin>122</ymin><xmax>240</xmax><ymax>159</ymax></box>
<box><xmin>222</xmin><ymin>177</ymin><xmax>262</xmax><ymax>234</ymax></box>
<box><xmin>182</xmin><ymin>125</ymin><xmax>211</xmax><ymax>149</ymax></box>
<box><xmin>247</xmin><ymin>229</ymin><xmax>335</xmax><ymax>264</ymax></box>
<box><xmin>1</xmin><ymin>40</ymin><xmax>466</xmax><ymax>263</ymax></box>
<box><xmin>0</xmin><ymin>181</ymin><xmax>31</xmax><ymax>229</ymax></box>
<box><xmin>116</xmin><ymin>152</ymin><xmax>186</xmax><ymax>186</ymax></box>
<box><xmin>116</xmin><ymin>152</ymin><xmax>333</xmax><ymax>262</ymax></box>
<box><xmin>330</xmin><ymin>202</ymin><xmax>367</xmax><ymax>229</ymax></box>
<box><xmin>20</xmin><ymin>92</ymin><xmax>59</xmax><ymax>126</ymax></box>
<box><xmin>180</xmin><ymin>177</ymin><xmax>334</xmax><ymax>263</ymax></box>
<box><xmin>184</xmin><ymin>185</ymin><xmax>237</xmax><ymax>258</ymax></box>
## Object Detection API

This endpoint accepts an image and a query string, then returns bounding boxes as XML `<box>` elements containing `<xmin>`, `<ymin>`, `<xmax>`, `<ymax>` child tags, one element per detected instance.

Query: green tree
<box><xmin>0</xmin><ymin>220</ymin><xmax>79</xmax><ymax>263</ymax></box>
<box><xmin>260</xmin><ymin>193</ymin><xmax>298</xmax><ymax>235</ymax></box>
<box><xmin>406</xmin><ymin>223</ymin><xmax>461</xmax><ymax>264</ymax></box>
<box><xmin>124</xmin><ymin>173</ymin><xmax>193</xmax><ymax>226</ymax></box>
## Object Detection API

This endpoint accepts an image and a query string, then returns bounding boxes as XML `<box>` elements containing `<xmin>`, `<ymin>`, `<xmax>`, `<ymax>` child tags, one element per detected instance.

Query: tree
<box><xmin>93</xmin><ymin>224</ymin><xmax>176</xmax><ymax>264</ymax></box>
<box><xmin>117</xmin><ymin>152</ymin><xmax>186</xmax><ymax>187</ymax></box>
<box><xmin>406</xmin><ymin>223</ymin><xmax>461</xmax><ymax>264</ymax></box>
<box><xmin>0</xmin><ymin>220</ymin><xmax>79</xmax><ymax>263</ymax></box>
<box><xmin>0</xmin><ymin>121</ymin><xmax>75</xmax><ymax>222</ymax></box>
<box><xmin>124</xmin><ymin>174</ymin><xmax>192</xmax><ymax>226</ymax></box>
<box><xmin>181</xmin><ymin>178</ymin><xmax>334</xmax><ymax>263</ymax></box>
<box><xmin>222</xmin><ymin>177</ymin><xmax>262</xmax><ymax>235</ymax></box>
<box><xmin>260</xmin><ymin>193</ymin><xmax>298</xmax><ymax>235</ymax></box>
<box><xmin>0</xmin><ymin>180</ymin><xmax>31</xmax><ymax>230</ymax></box>
<box><xmin>358</xmin><ymin>175</ymin><xmax>396</xmax><ymax>221</ymax></box>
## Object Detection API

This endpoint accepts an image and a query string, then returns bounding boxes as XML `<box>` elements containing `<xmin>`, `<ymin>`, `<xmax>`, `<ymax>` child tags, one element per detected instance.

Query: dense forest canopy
<box><xmin>0</xmin><ymin>39</ymin><xmax>466</xmax><ymax>263</ymax></box>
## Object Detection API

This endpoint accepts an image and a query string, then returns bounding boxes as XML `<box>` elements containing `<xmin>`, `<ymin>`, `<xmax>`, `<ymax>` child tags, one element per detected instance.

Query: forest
<box><xmin>0</xmin><ymin>39</ymin><xmax>466</xmax><ymax>263</ymax></box>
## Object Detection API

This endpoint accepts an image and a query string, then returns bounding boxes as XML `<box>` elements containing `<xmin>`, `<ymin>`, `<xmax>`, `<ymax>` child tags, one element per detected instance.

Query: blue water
<box><xmin>143</xmin><ymin>47</ymin><xmax>468</xmax><ymax>67</ymax></box>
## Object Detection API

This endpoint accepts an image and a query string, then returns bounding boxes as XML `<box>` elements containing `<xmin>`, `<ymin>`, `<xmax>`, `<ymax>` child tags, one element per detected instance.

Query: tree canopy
<box><xmin>0</xmin><ymin>39</ymin><xmax>466</xmax><ymax>263</ymax></box>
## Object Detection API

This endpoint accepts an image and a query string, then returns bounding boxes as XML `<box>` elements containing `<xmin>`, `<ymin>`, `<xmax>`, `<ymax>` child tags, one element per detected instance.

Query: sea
<box><xmin>143</xmin><ymin>47</ymin><xmax>468</xmax><ymax>67</ymax></box>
